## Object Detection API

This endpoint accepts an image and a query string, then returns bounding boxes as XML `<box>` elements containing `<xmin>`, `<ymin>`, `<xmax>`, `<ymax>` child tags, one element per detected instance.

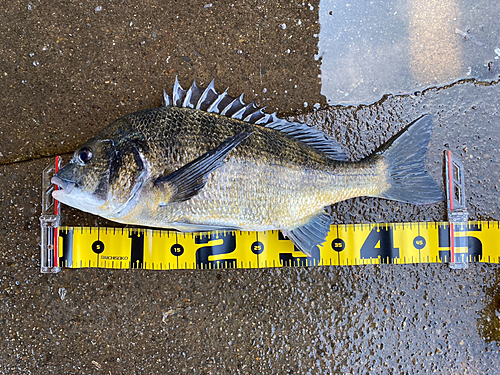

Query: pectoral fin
<box><xmin>283</xmin><ymin>211</ymin><xmax>331</xmax><ymax>257</ymax></box>
<box><xmin>154</xmin><ymin>131</ymin><xmax>252</xmax><ymax>204</ymax></box>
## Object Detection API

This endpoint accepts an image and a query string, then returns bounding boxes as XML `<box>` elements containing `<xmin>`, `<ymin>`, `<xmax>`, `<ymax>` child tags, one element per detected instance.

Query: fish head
<box><xmin>52</xmin><ymin>119</ymin><xmax>150</xmax><ymax>217</ymax></box>
<box><xmin>51</xmin><ymin>137</ymin><xmax>117</xmax><ymax>215</ymax></box>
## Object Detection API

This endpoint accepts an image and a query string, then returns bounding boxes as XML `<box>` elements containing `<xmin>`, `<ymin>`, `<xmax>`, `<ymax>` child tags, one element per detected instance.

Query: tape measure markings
<box><xmin>56</xmin><ymin>221</ymin><xmax>500</xmax><ymax>270</ymax></box>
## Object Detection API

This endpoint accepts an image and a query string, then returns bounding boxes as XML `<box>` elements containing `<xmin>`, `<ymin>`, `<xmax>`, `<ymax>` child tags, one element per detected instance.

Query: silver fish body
<box><xmin>53</xmin><ymin>79</ymin><xmax>443</xmax><ymax>255</ymax></box>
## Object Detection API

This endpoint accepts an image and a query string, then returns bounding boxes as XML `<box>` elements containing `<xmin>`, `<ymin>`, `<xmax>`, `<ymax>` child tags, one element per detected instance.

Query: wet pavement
<box><xmin>317</xmin><ymin>0</ymin><xmax>500</xmax><ymax>104</ymax></box>
<box><xmin>1</xmin><ymin>0</ymin><xmax>499</xmax><ymax>374</ymax></box>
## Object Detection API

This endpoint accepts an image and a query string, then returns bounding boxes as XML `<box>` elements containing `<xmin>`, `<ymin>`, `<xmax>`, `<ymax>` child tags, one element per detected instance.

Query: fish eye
<box><xmin>77</xmin><ymin>147</ymin><xmax>93</xmax><ymax>163</ymax></box>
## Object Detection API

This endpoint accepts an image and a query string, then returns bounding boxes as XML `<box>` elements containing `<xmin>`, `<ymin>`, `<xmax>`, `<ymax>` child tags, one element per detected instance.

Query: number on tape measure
<box><xmin>195</xmin><ymin>232</ymin><xmax>237</xmax><ymax>269</ymax></box>
<box><xmin>92</xmin><ymin>240</ymin><xmax>105</xmax><ymax>254</ymax></box>
<box><xmin>56</xmin><ymin>222</ymin><xmax>500</xmax><ymax>270</ymax></box>
<box><xmin>360</xmin><ymin>226</ymin><xmax>399</xmax><ymax>264</ymax></box>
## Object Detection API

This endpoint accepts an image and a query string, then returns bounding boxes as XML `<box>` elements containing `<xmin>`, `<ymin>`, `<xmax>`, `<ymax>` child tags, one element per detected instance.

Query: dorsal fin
<box><xmin>183</xmin><ymin>77</ymin><xmax>206</xmax><ymax>109</ymax></box>
<box><xmin>162</xmin><ymin>77</ymin><xmax>348</xmax><ymax>161</ymax></box>
<box><xmin>172</xmin><ymin>76</ymin><xmax>186</xmax><ymax>107</ymax></box>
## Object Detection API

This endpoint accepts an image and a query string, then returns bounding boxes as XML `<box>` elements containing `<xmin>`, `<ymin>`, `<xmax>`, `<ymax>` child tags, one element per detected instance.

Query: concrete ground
<box><xmin>0</xmin><ymin>0</ymin><xmax>499</xmax><ymax>374</ymax></box>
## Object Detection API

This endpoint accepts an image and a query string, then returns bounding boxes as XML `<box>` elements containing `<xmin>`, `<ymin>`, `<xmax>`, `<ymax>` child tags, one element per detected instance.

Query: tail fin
<box><xmin>374</xmin><ymin>115</ymin><xmax>444</xmax><ymax>204</ymax></box>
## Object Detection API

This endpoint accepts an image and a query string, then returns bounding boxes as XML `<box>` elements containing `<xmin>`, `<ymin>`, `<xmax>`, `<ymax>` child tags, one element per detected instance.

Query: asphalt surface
<box><xmin>1</xmin><ymin>1</ymin><xmax>499</xmax><ymax>374</ymax></box>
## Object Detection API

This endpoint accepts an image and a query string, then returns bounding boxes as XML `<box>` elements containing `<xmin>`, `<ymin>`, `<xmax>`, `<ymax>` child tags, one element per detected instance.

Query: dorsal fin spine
<box><xmin>164</xmin><ymin>78</ymin><xmax>349</xmax><ymax>161</ymax></box>
<box><xmin>173</xmin><ymin>76</ymin><xmax>186</xmax><ymax>107</ymax></box>
<box><xmin>232</xmin><ymin>100</ymin><xmax>257</xmax><ymax>120</ymax></box>
<box><xmin>236</xmin><ymin>102</ymin><xmax>259</xmax><ymax>120</ymax></box>
<box><xmin>182</xmin><ymin>77</ymin><xmax>198</xmax><ymax>108</ymax></box>
<box><xmin>162</xmin><ymin>89</ymin><xmax>172</xmax><ymax>107</ymax></box>
<box><xmin>207</xmin><ymin>89</ymin><xmax>228</xmax><ymax>114</ymax></box>
<box><xmin>255</xmin><ymin>114</ymin><xmax>271</xmax><ymax>125</ymax></box>
<box><xmin>221</xmin><ymin>94</ymin><xmax>245</xmax><ymax>116</ymax></box>
<box><xmin>243</xmin><ymin>107</ymin><xmax>266</xmax><ymax>123</ymax></box>
<box><xmin>196</xmin><ymin>79</ymin><xmax>216</xmax><ymax>110</ymax></box>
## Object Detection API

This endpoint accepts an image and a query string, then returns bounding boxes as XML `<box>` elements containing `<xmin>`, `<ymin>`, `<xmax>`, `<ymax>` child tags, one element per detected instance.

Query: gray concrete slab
<box><xmin>0</xmin><ymin>0</ymin><xmax>499</xmax><ymax>374</ymax></box>
<box><xmin>317</xmin><ymin>0</ymin><xmax>500</xmax><ymax>104</ymax></box>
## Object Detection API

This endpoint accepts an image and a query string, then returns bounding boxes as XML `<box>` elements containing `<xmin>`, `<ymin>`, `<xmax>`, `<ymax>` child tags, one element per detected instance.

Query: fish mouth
<box><xmin>51</xmin><ymin>176</ymin><xmax>76</xmax><ymax>198</ymax></box>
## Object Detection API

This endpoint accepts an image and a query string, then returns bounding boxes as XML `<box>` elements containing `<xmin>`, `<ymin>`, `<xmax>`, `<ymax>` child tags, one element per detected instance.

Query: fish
<box><xmin>52</xmin><ymin>78</ymin><xmax>444</xmax><ymax>256</ymax></box>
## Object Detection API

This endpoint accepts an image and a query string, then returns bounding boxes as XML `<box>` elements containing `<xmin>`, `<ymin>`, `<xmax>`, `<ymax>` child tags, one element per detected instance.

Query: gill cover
<box><xmin>53</xmin><ymin>117</ymin><xmax>150</xmax><ymax>217</ymax></box>
<box><xmin>105</xmin><ymin>136</ymin><xmax>149</xmax><ymax>216</ymax></box>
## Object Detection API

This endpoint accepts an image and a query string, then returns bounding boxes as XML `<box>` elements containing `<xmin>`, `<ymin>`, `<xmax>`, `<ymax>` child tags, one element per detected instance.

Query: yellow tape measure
<box><xmin>56</xmin><ymin>221</ymin><xmax>500</xmax><ymax>270</ymax></box>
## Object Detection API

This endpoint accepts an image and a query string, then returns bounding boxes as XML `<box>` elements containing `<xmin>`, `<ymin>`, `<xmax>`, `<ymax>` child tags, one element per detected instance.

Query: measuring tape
<box><xmin>55</xmin><ymin>221</ymin><xmax>499</xmax><ymax>270</ymax></box>
<box><xmin>40</xmin><ymin>152</ymin><xmax>500</xmax><ymax>272</ymax></box>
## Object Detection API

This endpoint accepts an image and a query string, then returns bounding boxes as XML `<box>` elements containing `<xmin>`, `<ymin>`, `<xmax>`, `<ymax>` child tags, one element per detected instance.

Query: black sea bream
<box><xmin>52</xmin><ymin>78</ymin><xmax>443</xmax><ymax>255</ymax></box>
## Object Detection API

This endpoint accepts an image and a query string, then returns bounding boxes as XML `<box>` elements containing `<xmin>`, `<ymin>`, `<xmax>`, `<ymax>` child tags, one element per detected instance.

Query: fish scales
<box><xmin>118</xmin><ymin>106</ymin><xmax>372</xmax><ymax>230</ymax></box>
<box><xmin>52</xmin><ymin>78</ymin><xmax>443</xmax><ymax>255</ymax></box>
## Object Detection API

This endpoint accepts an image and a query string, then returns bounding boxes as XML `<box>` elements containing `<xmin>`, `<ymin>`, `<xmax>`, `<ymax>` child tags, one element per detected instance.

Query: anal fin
<box><xmin>283</xmin><ymin>211</ymin><xmax>331</xmax><ymax>257</ymax></box>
